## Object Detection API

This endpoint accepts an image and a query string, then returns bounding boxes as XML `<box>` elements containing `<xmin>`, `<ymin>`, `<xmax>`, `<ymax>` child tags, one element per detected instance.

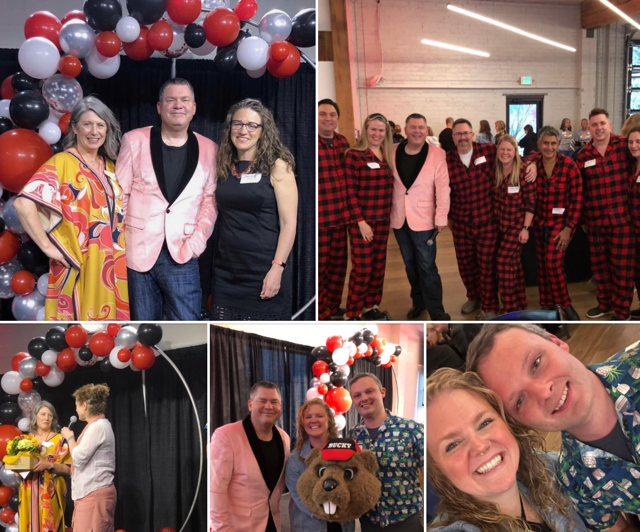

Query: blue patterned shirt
<box><xmin>557</xmin><ymin>340</ymin><xmax>640</xmax><ymax>530</ymax></box>
<box><xmin>349</xmin><ymin>410</ymin><xmax>424</xmax><ymax>527</ymax></box>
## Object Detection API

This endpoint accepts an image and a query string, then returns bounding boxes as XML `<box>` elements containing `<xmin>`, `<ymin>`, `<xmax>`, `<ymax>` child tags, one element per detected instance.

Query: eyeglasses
<box><xmin>231</xmin><ymin>121</ymin><xmax>263</xmax><ymax>132</ymax></box>
<box><xmin>367</xmin><ymin>113</ymin><xmax>388</xmax><ymax>124</ymax></box>
<box><xmin>453</xmin><ymin>131</ymin><xmax>473</xmax><ymax>137</ymax></box>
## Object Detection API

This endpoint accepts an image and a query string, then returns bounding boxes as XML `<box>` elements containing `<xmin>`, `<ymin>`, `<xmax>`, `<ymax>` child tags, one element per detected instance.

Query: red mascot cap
<box><xmin>321</xmin><ymin>438</ymin><xmax>362</xmax><ymax>461</ymax></box>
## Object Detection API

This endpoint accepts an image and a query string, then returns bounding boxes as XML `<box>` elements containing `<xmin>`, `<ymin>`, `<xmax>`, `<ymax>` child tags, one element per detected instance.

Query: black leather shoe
<box><xmin>563</xmin><ymin>305</ymin><xmax>580</xmax><ymax>321</ymax></box>
<box><xmin>630</xmin><ymin>309</ymin><xmax>640</xmax><ymax>320</ymax></box>
<box><xmin>406</xmin><ymin>306</ymin><xmax>425</xmax><ymax>319</ymax></box>
<box><xmin>361</xmin><ymin>308</ymin><xmax>387</xmax><ymax>320</ymax></box>
<box><xmin>430</xmin><ymin>312</ymin><xmax>451</xmax><ymax>321</ymax></box>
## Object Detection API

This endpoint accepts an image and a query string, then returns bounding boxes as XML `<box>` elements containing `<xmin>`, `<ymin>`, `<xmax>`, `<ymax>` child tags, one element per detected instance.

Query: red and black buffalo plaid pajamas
<box><xmin>446</xmin><ymin>142</ymin><xmax>500</xmax><ymax>314</ymax></box>
<box><xmin>629</xmin><ymin>167</ymin><xmax>640</xmax><ymax>311</ymax></box>
<box><xmin>318</xmin><ymin>133</ymin><xmax>351</xmax><ymax>320</ymax></box>
<box><xmin>344</xmin><ymin>148</ymin><xmax>394</xmax><ymax>318</ymax></box>
<box><xmin>533</xmin><ymin>153</ymin><xmax>583</xmax><ymax>309</ymax></box>
<box><xmin>493</xmin><ymin>164</ymin><xmax>536</xmax><ymax>312</ymax></box>
<box><xmin>577</xmin><ymin>134</ymin><xmax>635</xmax><ymax>318</ymax></box>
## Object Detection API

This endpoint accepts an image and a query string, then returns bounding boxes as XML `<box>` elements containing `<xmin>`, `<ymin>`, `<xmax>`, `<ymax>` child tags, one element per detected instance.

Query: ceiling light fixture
<box><xmin>597</xmin><ymin>0</ymin><xmax>640</xmax><ymax>32</ymax></box>
<box><xmin>420</xmin><ymin>38</ymin><xmax>490</xmax><ymax>57</ymax></box>
<box><xmin>447</xmin><ymin>4</ymin><xmax>577</xmax><ymax>52</ymax></box>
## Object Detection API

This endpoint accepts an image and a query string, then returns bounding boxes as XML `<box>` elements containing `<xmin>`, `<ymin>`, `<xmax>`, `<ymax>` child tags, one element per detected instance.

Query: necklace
<box><xmin>231</xmin><ymin>161</ymin><xmax>254</xmax><ymax>179</ymax></box>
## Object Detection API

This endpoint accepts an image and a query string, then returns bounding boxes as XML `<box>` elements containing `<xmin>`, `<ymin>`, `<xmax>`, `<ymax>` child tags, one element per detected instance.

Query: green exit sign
<box><xmin>520</xmin><ymin>76</ymin><xmax>533</xmax><ymax>85</ymax></box>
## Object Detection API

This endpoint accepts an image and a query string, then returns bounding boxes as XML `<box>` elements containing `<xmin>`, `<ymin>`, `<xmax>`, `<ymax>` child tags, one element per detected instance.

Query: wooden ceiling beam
<box><xmin>582</xmin><ymin>0</ymin><xmax>640</xmax><ymax>29</ymax></box>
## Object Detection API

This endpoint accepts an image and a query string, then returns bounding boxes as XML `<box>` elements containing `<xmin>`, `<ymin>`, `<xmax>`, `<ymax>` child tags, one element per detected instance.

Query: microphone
<box><xmin>427</xmin><ymin>229</ymin><xmax>440</xmax><ymax>246</ymax></box>
<box><xmin>69</xmin><ymin>416</ymin><xmax>78</xmax><ymax>429</ymax></box>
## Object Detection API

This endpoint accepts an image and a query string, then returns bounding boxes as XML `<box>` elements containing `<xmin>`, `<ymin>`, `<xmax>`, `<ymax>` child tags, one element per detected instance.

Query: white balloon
<box><xmin>18</xmin><ymin>37</ymin><xmax>59</xmax><ymax>79</ymax></box>
<box><xmin>130</xmin><ymin>362</ymin><xmax>141</xmax><ymax>372</ymax></box>
<box><xmin>311</xmin><ymin>377</ymin><xmax>320</xmax><ymax>387</ymax></box>
<box><xmin>86</xmin><ymin>48</ymin><xmax>121</xmax><ymax>80</ymax></box>
<box><xmin>338</xmin><ymin>364</ymin><xmax>350</xmax><ymax>377</ymax></box>
<box><xmin>246</xmin><ymin>66</ymin><xmax>266</xmax><ymax>78</ymax></box>
<box><xmin>42</xmin><ymin>365</ymin><xmax>64</xmax><ymax>387</ymax></box>
<box><xmin>17</xmin><ymin>418</ymin><xmax>30</xmax><ymax>432</ymax></box>
<box><xmin>0</xmin><ymin>100</ymin><xmax>10</xmax><ymax>119</ymax></box>
<box><xmin>116</xmin><ymin>16</ymin><xmax>141</xmax><ymax>43</ymax></box>
<box><xmin>41</xmin><ymin>350</ymin><xmax>58</xmax><ymax>366</ymax></box>
<box><xmin>380</xmin><ymin>352</ymin><xmax>391</xmax><ymax>365</ymax></box>
<box><xmin>109</xmin><ymin>345</ymin><xmax>130</xmax><ymax>369</ymax></box>
<box><xmin>1</xmin><ymin>371</ymin><xmax>21</xmax><ymax>395</ymax></box>
<box><xmin>343</xmin><ymin>341</ymin><xmax>357</xmax><ymax>357</ymax></box>
<box><xmin>366</xmin><ymin>324</ymin><xmax>379</xmax><ymax>335</ymax></box>
<box><xmin>357</xmin><ymin>342</ymin><xmax>368</xmax><ymax>354</ymax></box>
<box><xmin>13</xmin><ymin>513</ymin><xmax>17</xmax><ymax>525</ymax></box>
<box><xmin>382</xmin><ymin>343</ymin><xmax>395</xmax><ymax>357</ymax></box>
<box><xmin>38</xmin><ymin>121</ymin><xmax>61</xmax><ymax>144</ymax></box>
<box><xmin>237</xmin><ymin>36</ymin><xmax>269</xmax><ymax>71</ymax></box>
<box><xmin>335</xmin><ymin>414</ymin><xmax>346</xmax><ymax>431</ymax></box>
<box><xmin>189</xmin><ymin>40</ymin><xmax>216</xmax><ymax>57</ymax></box>
<box><xmin>306</xmin><ymin>387</ymin><xmax>321</xmax><ymax>401</ymax></box>
<box><xmin>84</xmin><ymin>324</ymin><xmax>108</xmax><ymax>333</ymax></box>
<box><xmin>319</xmin><ymin>373</ymin><xmax>330</xmax><ymax>384</ymax></box>
<box><xmin>36</xmin><ymin>274</ymin><xmax>48</xmax><ymax>297</ymax></box>
<box><xmin>332</xmin><ymin>347</ymin><xmax>349</xmax><ymax>366</ymax></box>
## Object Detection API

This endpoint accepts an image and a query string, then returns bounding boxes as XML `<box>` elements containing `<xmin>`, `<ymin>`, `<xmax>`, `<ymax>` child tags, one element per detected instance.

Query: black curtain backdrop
<box><xmin>0</xmin><ymin>343</ymin><xmax>206</xmax><ymax>532</ymax></box>
<box><xmin>0</xmin><ymin>48</ymin><xmax>316</xmax><ymax>320</ymax></box>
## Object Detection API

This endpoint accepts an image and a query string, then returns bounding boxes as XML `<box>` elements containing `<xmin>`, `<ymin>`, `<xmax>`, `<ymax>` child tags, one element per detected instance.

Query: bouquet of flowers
<box><xmin>6</xmin><ymin>435</ymin><xmax>40</xmax><ymax>457</ymax></box>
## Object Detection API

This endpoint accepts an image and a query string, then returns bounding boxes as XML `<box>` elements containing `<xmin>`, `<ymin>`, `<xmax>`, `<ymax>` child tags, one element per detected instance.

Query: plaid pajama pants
<box><xmin>533</xmin><ymin>225</ymin><xmax>574</xmax><ymax>309</ymax></box>
<box><xmin>318</xmin><ymin>224</ymin><xmax>348</xmax><ymax>320</ymax></box>
<box><xmin>449</xmin><ymin>219</ymin><xmax>500</xmax><ymax>314</ymax></box>
<box><xmin>346</xmin><ymin>220</ymin><xmax>390</xmax><ymax>317</ymax></box>
<box><xmin>588</xmin><ymin>224</ymin><xmax>635</xmax><ymax>318</ymax></box>
<box><xmin>496</xmin><ymin>227</ymin><xmax>527</xmax><ymax>312</ymax></box>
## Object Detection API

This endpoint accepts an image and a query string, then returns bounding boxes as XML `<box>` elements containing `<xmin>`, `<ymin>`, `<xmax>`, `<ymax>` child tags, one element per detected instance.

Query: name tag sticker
<box><xmin>508</xmin><ymin>186</ymin><xmax>520</xmax><ymax>194</ymax></box>
<box><xmin>474</xmin><ymin>156</ymin><xmax>486</xmax><ymax>165</ymax></box>
<box><xmin>552</xmin><ymin>208</ymin><xmax>566</xmax><ymax>214</ymax></box>
<box><xmin>104</xmin><ymin>171</ymin><xmax>116</xmax><ymax>178</ymax></box>
<box><xmin>367</xmin><ymin>162</ymin><xmax>380</xmax><ymax>169</ymax></box>
<box><xmin>240</xmin><ymin>173</ymin><xmax>262</xmax><ymax>184</ymax></box>
<box><xmin>584</xmin><ymin>159</ymin><xmax>597</xmax><ymax>168</ymax></box>
<box><xmin>636</xmin><ymin>175</ymin><xmax>640</xmax><ymax>183</ymax></box>
<box><xmin>42</xmin><ymin>442</ymin><xmax>53</xmax><ymax>448</ymax></box>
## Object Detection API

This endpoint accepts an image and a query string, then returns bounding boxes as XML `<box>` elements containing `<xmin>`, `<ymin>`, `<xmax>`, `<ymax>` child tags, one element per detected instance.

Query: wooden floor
<box><xmin>340</xmin><ymin>229</ymin><xmax>639</xmax><ymax>321</ymax></box>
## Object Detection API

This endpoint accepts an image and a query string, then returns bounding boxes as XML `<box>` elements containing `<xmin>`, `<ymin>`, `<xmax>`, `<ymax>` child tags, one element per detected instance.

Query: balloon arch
<box><xmin>0</xmin><ymin>323</ymin><xmax>203</xmax><ymax>532</ymax></box>
<box><xmin>0</xmin><ymin>0</ymin><xmax>316</xmax><ymax>320</ymax></box>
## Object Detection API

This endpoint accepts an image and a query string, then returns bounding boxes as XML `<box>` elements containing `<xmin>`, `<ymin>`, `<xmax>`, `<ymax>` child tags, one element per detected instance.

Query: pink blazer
<box><xmin>210</xmin><ymin>420</ymin><xmax>290</xmax><ymax>532</ymax></box>
<box><xmin>116</xmin><ymin>126</ymin><xmax>218</xmax><ymax>272</ymax></box>
<box><xmin>390</xmin><ymin>142</ymin><xmax>450</xmax><ymax>231</ymax></box>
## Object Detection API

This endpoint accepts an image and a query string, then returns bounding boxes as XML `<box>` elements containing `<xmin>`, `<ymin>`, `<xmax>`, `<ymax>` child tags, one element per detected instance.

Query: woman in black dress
<box><xmin>210</xmin><ymin>99</ymin><xmax>298</xmax><ymax>320</ymax></box>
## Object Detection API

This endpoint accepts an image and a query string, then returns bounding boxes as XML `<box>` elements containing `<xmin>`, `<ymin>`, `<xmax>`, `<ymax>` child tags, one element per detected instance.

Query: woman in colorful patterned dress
<box><xmin>14</xmin><ymin>96</ymin><xmax>129</xmax><ymax>320</ymax></box>
<box><xmin>20</xmin><ymin>401</ymin><xmax>72</xmax><ymax>532</ymax></box>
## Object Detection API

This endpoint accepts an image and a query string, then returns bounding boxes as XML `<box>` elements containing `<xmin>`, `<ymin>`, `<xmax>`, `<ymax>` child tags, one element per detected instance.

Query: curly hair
<box><xmin>427</xmin><ymin>368</ymin><xmax>575</xmax><ymax>532</ymax></box>
<box><xmin>293</xmin><ymin>398</ymin><xmax>338</xmax><ymax>457</ymax></box>
<box><xmin>216</xmin><ymin>98</ymin><xmax>295</xmax><ymax>182</ymax></box>
<box><xmin>73</xmin><ymin>383</ymin><xmax>110</xmax><ymax>416</ymax></box>
<box><xmin>29</xmin><ymin>401</ymin><xmax>61</xmax><ymax>434</ymax></box>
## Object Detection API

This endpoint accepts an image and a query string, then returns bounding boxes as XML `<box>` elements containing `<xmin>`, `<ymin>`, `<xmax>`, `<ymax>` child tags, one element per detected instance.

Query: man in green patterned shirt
<box><xmin>348</xmin><ymin>373</ymin><xmax>424</xmax><ymax>531</ymax></box>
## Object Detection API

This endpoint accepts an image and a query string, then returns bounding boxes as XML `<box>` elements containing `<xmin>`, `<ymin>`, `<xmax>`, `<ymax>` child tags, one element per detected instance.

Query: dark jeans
<box><xmin>360</xmin><ymin>512</ymin><xmax>423</xmax><ymax>532</ymax></box>
<box><xmin>128</xmin><ymin>246</ymin><xmax>201</xmax><ymax>320</ymax></box>
<box><xmin>393</xmin><ymin>222</ymin><xmax>444</xmax><ymax>314</ymax></box>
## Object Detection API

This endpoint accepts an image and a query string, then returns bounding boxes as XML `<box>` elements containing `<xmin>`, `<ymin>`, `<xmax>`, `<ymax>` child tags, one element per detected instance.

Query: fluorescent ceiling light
<box><xmin>447</xmin><ymin>4</ymin><xmax>577</xmax><ymax>52</ymax></box>
<box><xmin>598</xmin><ymin>0</ymin><xmax>640</xmax><ymax>32</ymax></box>
<box><xmin>420</xmin><ymin>38</ymin><xmax>490</xmax><ymax>57</ymax></box>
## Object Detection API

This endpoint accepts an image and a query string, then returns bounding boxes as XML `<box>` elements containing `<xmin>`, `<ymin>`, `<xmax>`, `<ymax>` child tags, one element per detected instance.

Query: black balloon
<box><xmin>328</xmin><ymin>362</ymin><xmax>338</xmax><ymax>373</ymax></box>
<box><xmin>370</xmin><ymin>346</ymin><xmax>378</xmax><ymax>357</ymax></box>
<box><xmin>231</xmin><ymin>29</ymin><xmax>251</xmax><ymax>48</ymax></box>
<box><xmin>79</xmin><ymin>345</ymin><xmax>94</xmax><ymax>362</ymax></box>
<box><xmin>126</xmin><ymin>0</ymin><xmax>167</xmax><ymax>25</ymax></box>
<box><xmin>288</xmin><ymin>8</ymin><xmax>316</xmax><ymax>48</ymax></box>
<box><xmin>84</xmin><ymin>0</ymin><xmax>123</xmax><ymax>31</ymax></box>
<box><xmin>394</xmin><ymin>345</ymin><xmax>402</xmax><ymax>357</ymax></box>
<box><xmin>184</xmin><ymin>23</ymin><xmax>206</xmax><ymax>48</ymax></box>
<box><xmin>100</xmin><ymin>357</ymin><xmax>112</xmax><ymax>373</ymax></box>
<box><xmin>2</xmin><ymin>393</ymin><xmax>17</xmax><ymax>403</ymax></box>
<box><xmin>350</xmin><ymin>332</ymin><xmax>363</xmax><ymax>346</ymax></box>
<box><xmin>10</xmin><ymin>91</ymin><xmax>49</xmax><ymax>130</ymax></box>
<box><xmin>31</xmin><ymin>377</ymin><xmax>44</xmax><ymax>391</ymax></box>
<box><xmin>0</xmin><ymin>218</ymin><xmax>4</xmax><ymax>234</ymax></box>
<box><xmin>370</xmin><ymin>355</ymin><xmax>382</xmax><ymax>365</ymax></box>
<box><xmin>11</xmin><ymin>71</ymin><xmax>38</xmax><ymax>93</ymax></box>
<box><xmin>311</xmin><ymin>345</ymin><xmax>331</xmax><ymax>360</ymax></box>
<box><xmin>17</xmin><ymin>240</ymin><xmax>50</xmax><ymax>275</ymax></box>
<box><xmin>214</xmin><ymin>46</ymin><xmax>237</xmax><ymax>72</ymax></box>
<box><xmin>0</xmin><ymin>402</ymin><xmax>21</xmax><ymax>424</ymax></box>
<box><xmin>8</xmin><ymin>493</ymin><xmax>18</xmax><ymax>512</ymax></box>
<box><xmin>330</xmin><ymin>371</ymin><xmax>348</xmax><ymax>387</ymax></box>
<box><xmin>28</xmin><ymin>336</ymin><xmax>48</xmax><ymax>360</ymax></box>
<box><xmin>326</xmin><ymin>382</ymin><xmax>334</xmax><ymax>391</ymax></box>
<box><xmin>0</xmin><ymin>117</ymin><xmax>14</xmax><ymax>136</ymax></box>
<box><xmin>46</xmin><ymin>326</ymin><xmax>68</xmax><ymax>351</ymax></box>
<box><xmin>51</xmin><ymin>141</ymin><xmax>64</xmax><ymax>154</ymax></box>
<box><xmin>137</xmin><ymin>323</ymin><xmax>163</xmax><ymax>346</ymax></box>
<box><xmin>362</xmin><ymin>329</ymin><xmax>374</xmax><ymax>345</ymax></box>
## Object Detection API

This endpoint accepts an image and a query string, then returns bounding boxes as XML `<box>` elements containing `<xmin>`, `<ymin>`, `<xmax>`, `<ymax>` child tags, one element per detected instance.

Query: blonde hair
<box><xmin>621</xmin><ymin>114</ymin><xmax>640</xmax><ymax>137</ymax></box>
<box><xmin>495</xmin><ymin>120</ymin><xmax>506</xmax><ymax>134</ymax></box>
<box><xmin>495</xmin><ymin>135</ymin><xmax>523</xmax><ymax>188</ymax></box>
<box><xmin>293</xmin><ymin>398</ymin><xmax>338</xmax><ymax>455</ymax></box>
<box><xmin>73</xmin><ymin>383</ymin><xmax>110</xmax><ymax>416</ymax></box>
<box><xmin>347</xmin><ymin>113</ymin><xmax>395</xmax><ymax>173</ymax></box>
<box><xmin>427</xmin><ymin>369</ymin><xmax>575</xmax><ymax>531</ymax></box>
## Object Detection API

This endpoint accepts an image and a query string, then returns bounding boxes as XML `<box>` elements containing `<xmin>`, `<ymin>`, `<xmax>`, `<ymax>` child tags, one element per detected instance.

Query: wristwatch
<box><xmin>523</xmin><ymin>225</ymin><xmax>530</xmax><ymax>231</ymax></box>
<box><xmin>272</xmin><ymin>260</ymin><xmax>287</xmax><ymax>269</ymax></box>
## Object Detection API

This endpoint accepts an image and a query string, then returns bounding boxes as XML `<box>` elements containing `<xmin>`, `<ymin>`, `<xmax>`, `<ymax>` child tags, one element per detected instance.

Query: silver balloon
<box><xmin>6</xmin><ymin>524</ymin><xmax>18</xmax><ymax>532</ymax></box>
<box><xmin>2</xmin><ymin>196</ymin><xmax>26</xmax><ymax>236</ymax></box>
<box><xmin>18</xmin><ymin>390</ymin><xmax>41</xmax><ymax>413</ymax></box>
<box><xmin>259</xmin><ymin>9</ymin><xmax>292</xmax><ymax>45</ymax></box>
<box><xmin>37</xmin><ymin>274</ymin><xmax>48</xmax><ymax>297</ymax></box>
<box><xmin>42</xmin><ymin>74</ymin><xmax>84</xmax><ymax>114</ymax></box>
<box><xmin>18</xmin><ymin>357</ymin><xmax>38</xmax><ymax>379</ymax></box>
<box><xmin>202</xmin><ymin>0</ymin><xmax>227</xmax><ymax>9</ymax></box>
<box><xmin>116</xmin><ymin>326</ymin><xmax>138</xmax><ymax>349</ymax></box>
<box><xmin>59</xmin><ymin>20</ymin><xmax>96</xmax><ymax>58</ymax></box>
<box><xmin>0</xmin><ymin>465</ymin><xmax>20</xmax><ymax>489</ymax></box>
<box><xmin>162</xmin><ymin>20</ymin><xmax>188</xmax><ymax>59</ymax></box>
<box><xmin>12</xmin><ymin>290</ymin><xmax>46</xmax><ymax>321</ymax></box>
<box><xmin>0</xmin><ymin>260</ymin><xmax>21</xmax><ymax>298</ymax></box>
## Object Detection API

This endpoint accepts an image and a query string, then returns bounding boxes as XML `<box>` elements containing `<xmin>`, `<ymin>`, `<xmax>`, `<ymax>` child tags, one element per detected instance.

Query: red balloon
<box><xmin>10</xmin><ymin>270</ymin><xmax>35</xmax><ymax>295</ymax></box>
<box><xmin>382</xmin><ymin>360</ymin><xmax>393</xmax><ymax>368</ymax></box>
<box><xmin>346</xmin><ymin>356</ymin><xmax>355</xmax><ymax>366</ymax></box>
<box><xmin>59</xmin><ymin>56</ymin><xmax>82</xmax><ymax>78</ymax></box>
<box><xmin>61</xmin><ymin>10</ymin><xmax>86</xmax><ymax>25</ymax></box>
<box><xmin>370</xmin><ymin>335</ymin><xmax>382</xmax><ymax>349</ymax></box>
<box><xmin>89</xmin><ymin>332</ymin><xmax>115</xmax><ymax>357</ymax></box>
<box><xmin>364</xmin><ymin>345</ymin><xmax>373</xmax><ymax>357</ymax></box>
<box><xmin>234</xmin><ymin>0</ymin><xmax>258</xmax><ymax>21</ymax></box>
<box><xmin>157</xmin><ymin>528</ymin><xmax>177</xmax><ymax>532</ymax></box>
<box><xmin>0</xmin><ymin>425</ymin><xmax>22</xmax><ymax>460</ymax></box>
<box><xmin>148</xmin><ymin>21</ymin><xmax>173</xmax><ymax>52</ymax></box>
<box><xmin>325</xmin><ymin>387</ymin><xmax>352</xmax><ymax>415</ymax></box>
<box><xmin>269</xmin><ymin>41</ymin><xmax>289</xmax><ymax>62</ymax></box>
<box><xmin>123</xmin><ymin>28</ymin><xmax>154</xmax><ymax>61</ymax></box>
<box><xmin>59</xmin><ymin>114</ymin><xmax>71</xmax><ymax>135</ymax></box>
<box><xmin>167</xmin><ymin>0</ymin><xmax>202</xmax><ymax>25</ymax></box>
<box><xmin>0</xmin><ymin>76</ymin><xmax>15</xmax><ymax>100</ymax></box>
<box><xmin>0</xmin><ymin>231</ymin><xmax>20</xmax><ymax>264</ymax></box>
<box><xmin>24</xmin><ymin>11</ymin><xmax>62</xmax><ymax>51</ymax></box>
<box><xmin>57</xmin><ymin>348</ymin><xmax>77</xmax><ymax>373</ymax></box>
<box><xmin>353</xmin><ymin>351</ymin><xmax>362</xmax><ymax>360</ymax></box>
<box><xmin>96</xmin><ymin>31</ymin><xmax>122</xmax><ymax>58</ymax></box>
<box><xmin>11</xmin><ymin>352</ymin><xmax>30</xmax><ymax>372</ymax></box>
<box><xmin>312</xmin><ymin>360</ymin><xmax>329</xmax><ymax>377</ymax></box>
<box><xmin>19</xmin><ymin>378</ymin><xmax>33</xmax><ymax>392</ymax></box>
<box><xmin>0</xmin><ymin>129</ymin><xmax>53</xmax><ymax>193</ymax></box>
<box><xmin>317</xmin><ymin>383</ymin><xmax>328</xmax><ymax>395</ymax></box>
<box><xmin>132</xmin><ymin>345</ymin><xmax>155</xmax><ymax>370</ymax></box>
<box><xmin>379</xmin><ymin>337</ymin><xmax>388</xmax><ymax>348</ymax></box>
<box><xmin>107</xmin><ymin>323</ymin><xmax>121</xmax><ymax>336</ymax></box>
<box><xmin>117</xmin><ymin>348</ymin><xmax>132</xmax><ymax>363</ymax></box>
<box><xmin>203</xmin><ymin>8</ymin><xmax>240</xmax><ymax>47</ymax></box>
<box><xmin>266</xmin><ymin>42</ymin><xmax>301</xmax><ymax>78</ymax></box>
<box><xmin>326</xmin><ymin>335</ymin><xmax>343</xmax><ymax>353</ymax></box>
<box><xmin>0</xmin><ymin>508</ymin><xmax>15</xmax><ymax>524</ymax></box>
<box><xmin>0</xmin><ymin>487</ymin><xmax>13</xmax><ymax>508</ymax></box>
<box><xmin>65</xmin><ymin>325</ymin><xmax>88</xmax><ymax>348</ymax></box>
<box><xmin>35</xmin><ymin>361</ymin><xmax>51</xmax><ymax>377</ymax></box>
<box><xmin>389</xmin><ymin>354</ymin><xmax>398</xmax><ymax>364</ymax></box>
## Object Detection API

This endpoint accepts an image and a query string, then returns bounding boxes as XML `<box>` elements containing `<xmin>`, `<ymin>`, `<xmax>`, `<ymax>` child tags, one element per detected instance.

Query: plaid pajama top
<box><xmin>344</xmin><ymin>148</ymin><xmax>394</xmax><ymax>223</ymax></box>
<box><xmin>318</xmin><ymin>133</ymin><xmax>351</xmax><ymax>228</ymax></box>
<box><xmin>492</xmin><ymin>163</ymin><xmax>536</xmax><ymax>231</ymax></box>
<box><xmin>629</xmin><ymin>165</ymin><xmax>640</xmax><ymax>231</ymax></box>
<box><xmin>445</xmin><ymin>142</ymin><xmax>496</xmax><ymax>225</ymax></box>
<box><xmin>576</xmin><ymin>134</ymin><xmax>631</xmax><ymax>228</ymax></box>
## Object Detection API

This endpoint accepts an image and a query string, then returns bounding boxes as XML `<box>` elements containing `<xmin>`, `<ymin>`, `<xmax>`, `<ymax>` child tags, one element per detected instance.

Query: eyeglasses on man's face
<box><xmin>453</xmin><ymin>131</ymin><xmax>472</xmax><ymax>138</ymax></box>
<box><xmin>231</xmin><ymin>121</ymin><xmax>263</xmax><ymax>132</ymax></box>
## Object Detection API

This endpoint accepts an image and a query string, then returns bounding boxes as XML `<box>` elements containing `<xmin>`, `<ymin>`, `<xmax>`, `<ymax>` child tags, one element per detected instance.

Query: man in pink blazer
<box><xmin>210</xmin><ymin>381</ymin><xmax>290</xmax><ymax>532</ymax></box>
<box><xmin>390</xmin><ymin>113</ymin><xmax>450</xmax><ymax>321</ymax></box>
<box><xmin>116</xmin><ymin>78</ymin><xmax>217</xmax><ymax>320</ymax></box>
